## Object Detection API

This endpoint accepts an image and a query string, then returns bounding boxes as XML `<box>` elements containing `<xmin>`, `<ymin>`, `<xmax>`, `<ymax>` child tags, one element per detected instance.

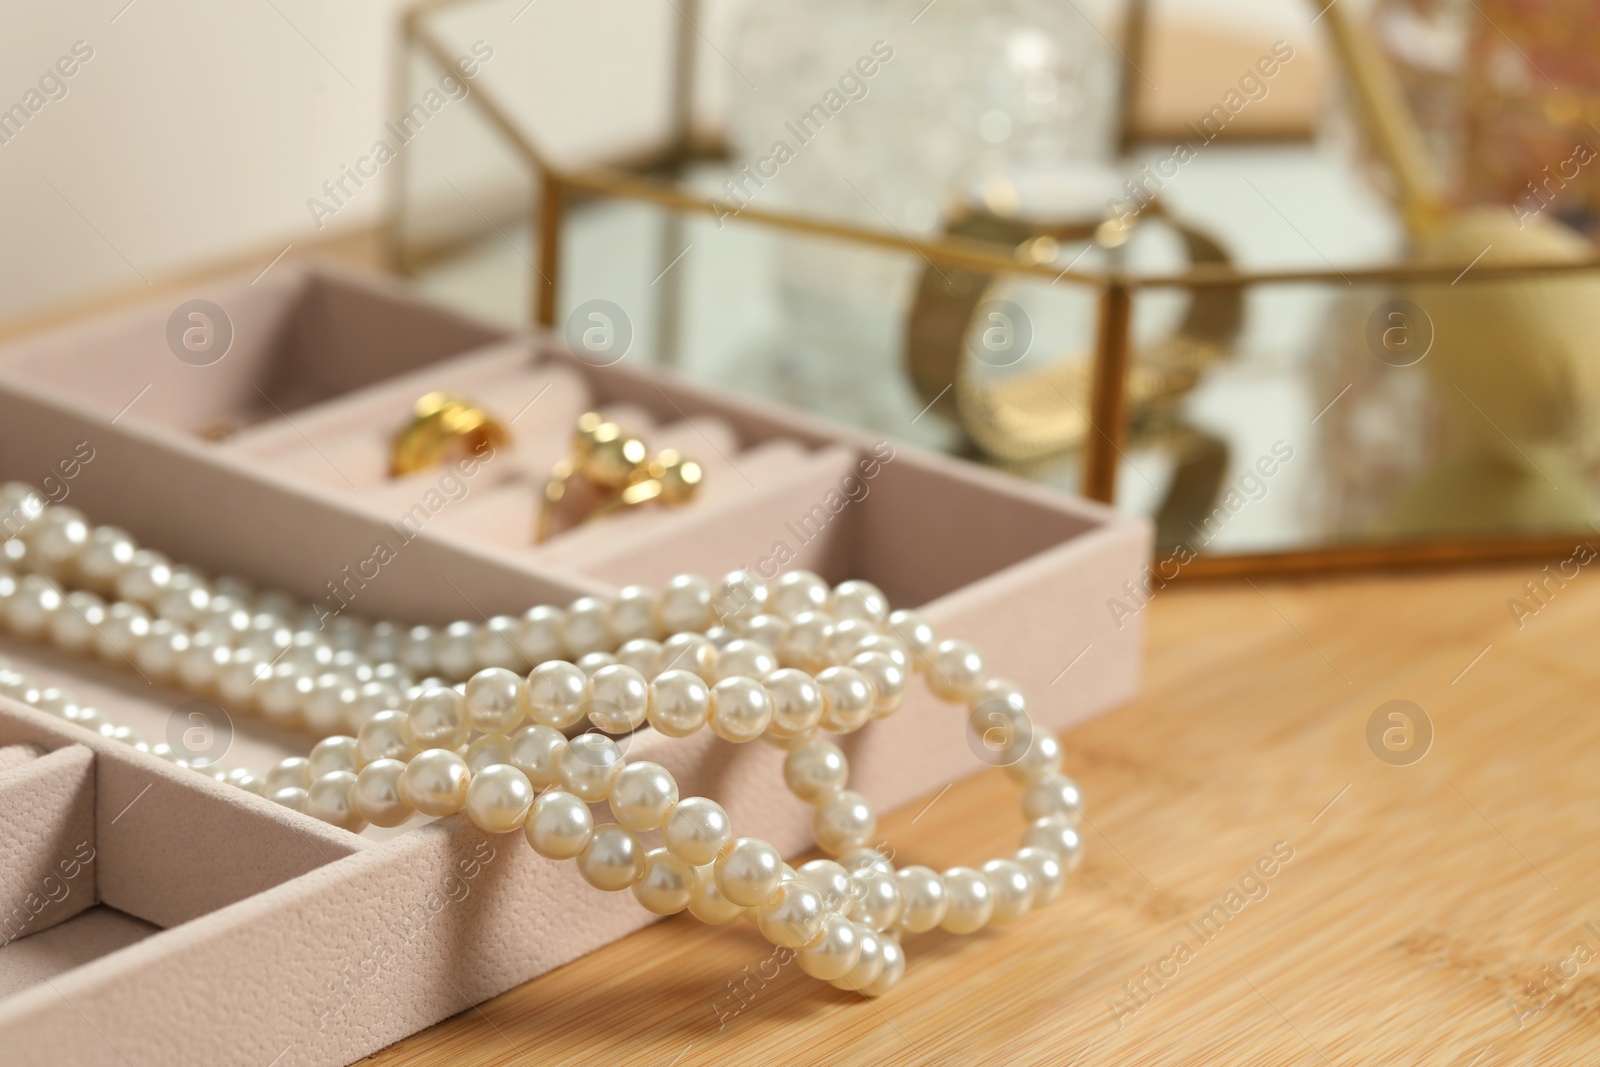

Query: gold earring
<box><xmin>537</xmin><ymin>415</ymin><xmax>703</xmax><ymax>542</ymax></box>
<box><xmin>390</xmin><ymin>393</ymin><xmax>511</xmax><ymax>477</ymax></box>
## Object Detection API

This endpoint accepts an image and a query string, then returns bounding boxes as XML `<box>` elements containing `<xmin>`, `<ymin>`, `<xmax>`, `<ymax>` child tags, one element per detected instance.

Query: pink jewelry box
<box><xmin>0</xmin><ymin>261</ymin><xmax>1150</xmax><ymax>1066</ymax></box>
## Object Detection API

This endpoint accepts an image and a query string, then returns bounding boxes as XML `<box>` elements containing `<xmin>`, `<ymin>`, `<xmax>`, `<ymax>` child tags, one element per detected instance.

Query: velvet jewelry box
<box><xmin>0</xmin><ymin>262</ymin><xmax>1150</xmax><ymax>1066</ymax></box>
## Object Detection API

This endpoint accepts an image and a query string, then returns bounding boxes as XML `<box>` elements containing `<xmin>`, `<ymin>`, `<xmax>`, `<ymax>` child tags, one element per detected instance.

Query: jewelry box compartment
<box><xmin>0</xmin><ymin>699</ymin><xmax>371</xmax><ymax>1060</ymax></box>
<box><xmin>0</xmin><ymin>263</ymin><xmax>1151</xmax><ymax>1066</ymax></box>
<box><xmin>0</xmin><ymin>262</ymin><xmax>506</xmax><ymax>441</ymax></box>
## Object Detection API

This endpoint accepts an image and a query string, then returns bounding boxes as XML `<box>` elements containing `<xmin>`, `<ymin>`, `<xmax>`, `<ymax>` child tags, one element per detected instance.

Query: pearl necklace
<box><xmin>0</xmin><ymin>484</ymin><xmax>1085</xmax><ymax>996</ymax></box>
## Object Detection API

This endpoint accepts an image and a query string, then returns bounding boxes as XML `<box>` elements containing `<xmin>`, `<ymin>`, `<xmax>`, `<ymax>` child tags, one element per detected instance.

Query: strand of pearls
<box><xmin>0</xmin><ymin>485</ymin><xmax>1086</xmax><ymax>997</ymax></box>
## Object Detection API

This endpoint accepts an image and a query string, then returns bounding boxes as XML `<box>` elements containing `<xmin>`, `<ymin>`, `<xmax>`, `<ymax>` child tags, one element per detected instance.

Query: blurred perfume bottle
<box><xmin>1372</xmin><ymin>0</ymin><xmax>1600</xmax><ymax>232</ymax></box>
<box><xmin>724</xmin><ymin>0</ymin><xmax>1119</xmax><ymax>431</ymax></box>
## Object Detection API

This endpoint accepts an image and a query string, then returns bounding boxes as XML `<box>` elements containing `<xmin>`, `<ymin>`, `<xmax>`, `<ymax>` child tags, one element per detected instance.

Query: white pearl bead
<box><xmin>895</xmin><ymin>865</ymin><xmax>949</xmax><ymax>933</ymax></box>
<box><xmin>886</xmin><ymin>609</ymin><xmax>937</xmax><ymax>664</ymax></box>
<box><xmin>646</xmin><ymin>669</ymin><xmax>711</xmax><ymax>738</ymax></box>
<box><xmin>796</xmin><ymin>912</ymin><xmax>861</xmax><ymax>980</ymax></box>
<box><xmin>664</xmin><ymin>796</ymin><xmax>732</xmax><ymax>866</ymax></box>
<box><xmin>463</xmin><ymin>667</ymin><xmax>526</xmax><ymax>734</ymax></box>
<box><xmin>1005</xmin><ymin>730</ymin><xmax>1062</xmax><ymax>783</ymax></box>
<box><xmin>7</xmin><ymin>577</ymin><xmax>62</xmax><ymax>637</ymax></box>
<box><xmin>632</xmin><ymin>847</ymin><xmax>694</xmax><ymax>914</ymax></box>
<box><xmin>862</xmin><ymin>936</ymin><xmax>905</xmax><ymax>997</ymax></box>
<box><xmin>466</xmin><ymin>763</ymin><xmax>535</xmax><ymax>833</ymax></box>
<box><xmin>77</xmin><ymin>526</ymin><xmax>137</xmax><ymax>590</ymax></box>
<box><xmin>1020</xmin><ymin>773</ymin><xmax>1085</xmax><ymax>823</ymax></box>
<box><xmin>562</xmin><ymin>596</ymin><xmax>613</xmax><ymax>657</ymax></box>
<box><xmin>852</xmin><ymin>633</ymin><xmax>911</xmax><ymax>673</ymax></box>
<box><xmin>433</xmin><ymin>620</ymin><xmax>478</xmax><ymax>680</ymax></box>
<box><xmin>614</xmin><ymin>638</ymin><xmax>664</xmax><ymax>679</ymax></box>
<box><xmin>829</xmin><ymin>580</ymin><xmax>888</xmax><ymax>625</ymax></box>
<box><xmin>575</xmin><ymin>649</ymin><xmax>616</xmax><ymax>674</ymax></box>
<box><xmin>308</xmin><ymin>736</ymin><xmax>360</xmax><ymax>778</ymax></box>
<box><xmin>967</xmin><ymin>700</ymin><xmax>1032</xmax><ymax>766</ymax></box>
<box><xmin>813</xmin><ymin>791</ymin><xmax>876</xmax><ymax>856</ymax></box>
<box><xmin>508</xmin><ymin>723</ymin><xmax>567</xmax><ymax>787</ymax></box>
<box><xmin>155</xmin><ymin>582</ymin><xmax>209</xmax><ymax>627</ymax></box>
<box><xmin>133</xmin><ymin>623</ymin><xmax>187</xmax><ymax>682</ymax></box>
<box><xmin>838</xmin><ymin>849</ymin><xmax>894</xmax><ymax>881</ymax></box>
<box><xmin>775</xmin><ymin>611</ymin><xmax>833</xmax><ymax>673</ymax></box>
<box><xmin>708</xmin><ymin>677</ymin><xmax>773</xmax><ymax>743</ymax></box>
<box><xmin>266</xmin><ymin>757</ymin><xmax>312</xmax><ymax>792</ymax></box>
<box><xmin>755</xmin><ymin>878</ymin><xmax>827</xmax><ymax>948</ymax></box>
<box><xmin>830</xmin><ymin>923</ymin><xmax>884</xmax><ymax>991</ymax></box>
<box><xmin>974</xmin><ymin>677</ymin><xmax>1027</xmax><ymax>716</ymax></box>
<box><xmin>352</xmin><ymin>759</ymin><xmax>413</xmax><ymax>827</ymax></box>
<box><xmin>525</xmin><ymin>790</ymin><xmax>594</xmax><ymax>859</ymax></box>
<box><xmin>849</xmin><ymin>650</ymin><xmax>908</xmax><ymax>717</ymax></box>
<box><xmin>712</xmin><ymin>570</ymin><xmax>767</xmax><ymax>629</ymax></box>
<box><xmin>657</xmin><ymin>574</ymin><xmax>713</xmax><ymax>633</ymax></box>
<box><xmin>49</xmin><ymin>590</ymin><xmax>103</xmax><ymax>653</ymax></box>
<box><xmin>928</xmin><ymin>639</ymin><xmax>986</xmax><ymax>702</ymax></box>
<box><xmin>714</xmin><ymin>837</ymin><xmax>784</xmax><ymax>907</ymax></box>
<box><xmin>351</xmin><ymin>680</ymin><xmax>403</xmax><ymax>730</ymax></box>
<box><xmin>816</xmin><ymin>666</ymin><xmax>875</xmax><ymax>733</ymax></box>
<box><xmin>473</xmin><ymin>615</ymin><xmax>527</xmax><ymax>673</ymax></box>
<box><xmin>713</xmin><ymin>638</ymin><xmax>777</xmax><ymax>681</ymax></box>
<box><xmin>216</xmin><ymin>651</ymin><xmax>268</xmax><ymax>712</ymax></box>
<box><xmin>659</xmin><ymin>631</ymin><xmax>717</xmax><ymax>681</ymax></box>
<box><xmin>115</xmin><ymin>549</ymin><xmax>173</xmax><ymax>605</ymax></box>
<box><xmin>609</xmin><ymin>761</ymin><xmax>679</xmax><ymax>832</ymax></box>
<box><xmin>1022</xmin><ymin>815</ymin><xmax>1084</xmax><ymax>870</ymax></box>
<box><xmin>687</xmin><ymin>862</ymin><xmax>746</xmax><ymax>924</ymax></box>
<box><xmin>366</xmin><ymin>620</ymin><xmax>403</xmax><ymax>664</ymax></box>
<box><xmin>404</xmin><ymin>687</ymin><xmax>469</xmax><ymax>750</ymax></box>
<box><xmin>400</xmin><ymin>748</ymin><xmax>470</xmax><ymax>817</ymax></box>
<box><xmin>823</xmin><ymin>618</ymin><xmax>878</xmax><ymax>667</ymax></box>
<box><xmin>310</xmin><ymin>673</ymin><xmax>361</xmax><ymax>734</ymax></box>
<box><xmin>468</xmin><ymin>735</ymin><xmax>512</xmax><ymax>775</ymax></box>
<box><xmin>270</xmin><ymin>786</ymin><xmax>309</xmax><ymax>812</ymax></box>
<box><xmin>400</xmin><ymin>625</ymin><xmax>436</xmax><ymax>677</ymax></box>
<box><xmin>848</xmin><ymin>870</ymin><xmax>903</xmax><ymax>931</ymax></box>
<box><xmin>764</xmin><ymin>668</ymin><xmax>825</xmax><ymax>741</ymax></box>
<box><xmin>258</xmin><ymin>669</ymin><xmax>312</xmax><ymax>728</ymax></box>
<box><xmin>980</xmin><ymin>859</ymin><xmax>1034</xmax><ymax>925</ymax></box>
<box><xmin>940</xmin><ymin>867</ymin><xmax>995</xmax><ymax>934</ymax></box>
<box><xmin>1015</xmin><ymin>847</ymin><xmax>1065</xmax><ymax>905</ymax></box>
<box><xmin>609</xmin><ymin>585</ymin><xmax>660</xmax><ymax>643</ymax></box>
<box><xmin>305</xmin><ymin>771</ymin><xmax>365</xmax><ymax>832</ymax></box>
<box><xmin>797</xmin><ymin>858</ymin><xmax>856</xmax><ymax>913</ymax></box>
<box><xmin>771</xmin><ymin>570</ymin><xmax>830</xmax><ymax>619</ymax></box>
<box><xmin>94</xmin><ymin>603</ymin><xmax>148</xmax><ymax>661</ymax></box>
<box><xmin>577</xmin><ymin>823</ymin><xmax>644</xmax><ymax>891</ymax></box>
<box><xmin>174</xmin><ymin>635</ymin><xmax>226</xmax><ymax>693</ymax></box>
<box><xmin>743</xmin><ymin>614</ymin><xmax>791</xmax><ymax>651</ymax></box>
<box><xmin>26</xmin><ymin>508</ymin><xmax>88</xmax><ymax>572</ymax></box>
<box><xmin>783</xmin><ymin>737</ymin><xmax>848</xmax><ymax>803</ymax></box>
<box><xmin>558</xmin><ymin>732</ymin><xmax>624</xmax><ymax>802</ymax></box>
<box><xmin>356</xmin><ymin>710</ymin><xmax>413</xmax><ymax>766</ymax></box>
<box><xmin>525</xmin><ymin>661</ymin><xmax>588</xmax><ymax>729</ymax></box>
<box><xmin>515</xmin><ymin>605</ymin><xmax>566</xmax><ymax>665</ymax></box>
<box><xmin>586</xmin><ymin>663</ymin><xmax>649</xmax><ymax>733</ymax></box>
<box><xmin>227</xmin><ymin>768</ymin><xmax>264</xmax><ymax>795</ymax></box>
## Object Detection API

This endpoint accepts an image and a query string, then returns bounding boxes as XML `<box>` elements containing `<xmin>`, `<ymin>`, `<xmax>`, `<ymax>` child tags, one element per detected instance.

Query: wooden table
<box><xmin>368</xmin><ymin>566</ymin><xmax>1600</xmax><ymax>1065</ymax></box>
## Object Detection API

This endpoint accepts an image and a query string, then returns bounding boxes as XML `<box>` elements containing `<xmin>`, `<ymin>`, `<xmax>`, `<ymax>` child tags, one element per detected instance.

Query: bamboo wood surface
<box><xmin>366</xmin><ymin>565</ymin><xmax>1600</xmax><ymax>1066</ymax></box>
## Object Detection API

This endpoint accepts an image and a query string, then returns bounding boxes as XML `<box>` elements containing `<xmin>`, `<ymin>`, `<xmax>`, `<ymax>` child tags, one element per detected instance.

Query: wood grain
<box><xmin>365</xmin><ymin>566</ymin><xmax>1600</xmax><ymax>1066</ymax></box>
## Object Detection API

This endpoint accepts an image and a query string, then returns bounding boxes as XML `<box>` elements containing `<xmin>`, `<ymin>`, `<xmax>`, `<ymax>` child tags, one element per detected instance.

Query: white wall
<box><xmin>0</xmin><ymin>0</ymin><xmax>1313</xmax><ymax>321</ymax></box>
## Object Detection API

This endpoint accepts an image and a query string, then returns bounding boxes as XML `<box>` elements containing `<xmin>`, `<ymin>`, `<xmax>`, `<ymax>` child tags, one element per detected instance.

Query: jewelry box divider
<box><xmin>0</xmin><ymin>260</ymin><xmax>1150</xmax><ymax>1066</ymax></box>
